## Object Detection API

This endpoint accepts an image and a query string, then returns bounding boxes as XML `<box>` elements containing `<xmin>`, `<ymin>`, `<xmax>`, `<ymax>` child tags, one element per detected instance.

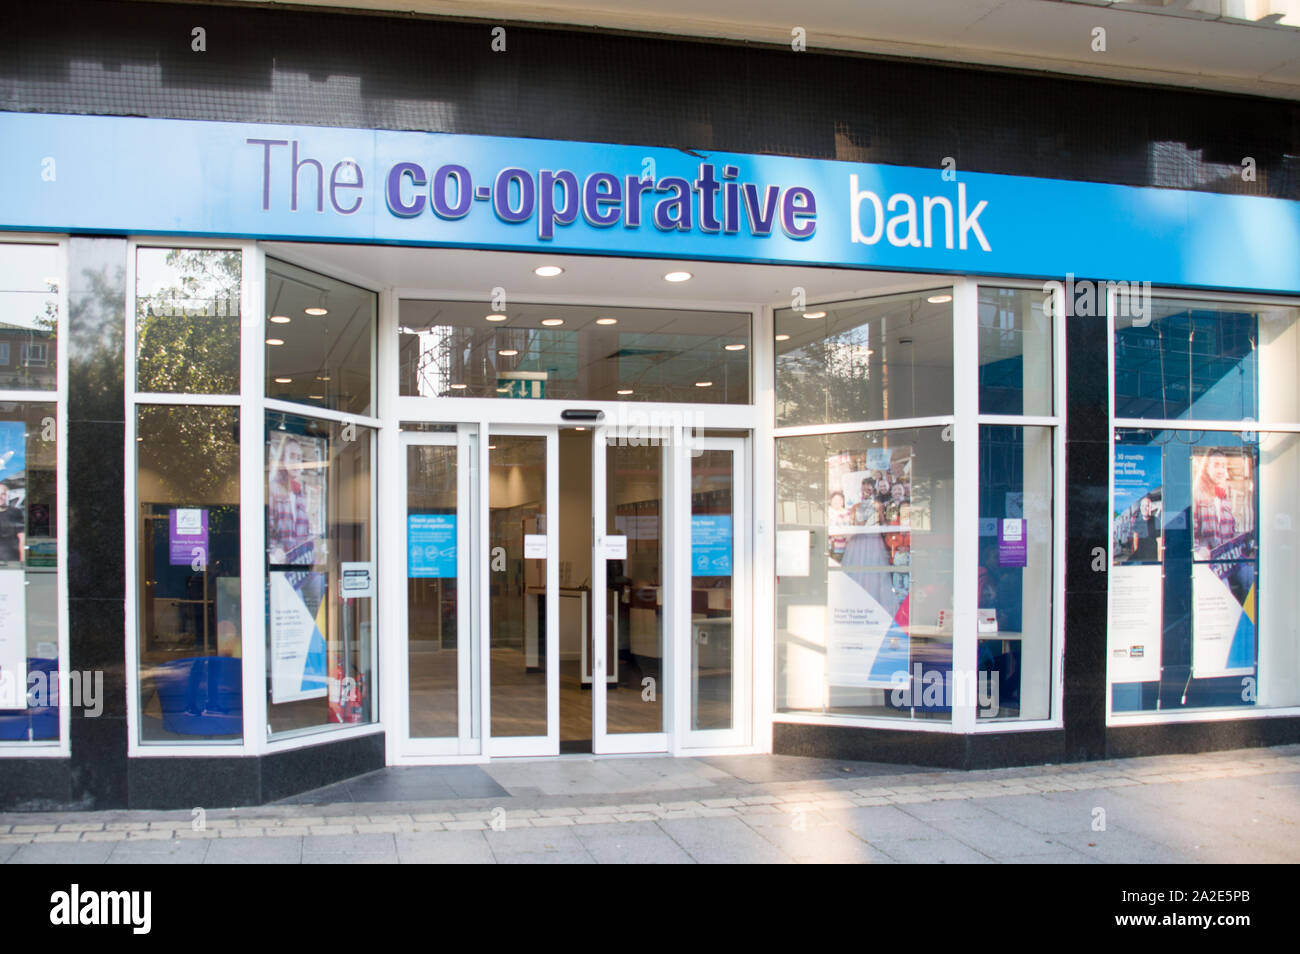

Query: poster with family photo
<box><xmin>267</xmin><ymin>430</ymin><xmax>328</xmax><ymax>567</ymax></box>
<box><xmin>824</xmin><ymin>446</ymin><xmax>914</xmax><ymax>689</ymax></box>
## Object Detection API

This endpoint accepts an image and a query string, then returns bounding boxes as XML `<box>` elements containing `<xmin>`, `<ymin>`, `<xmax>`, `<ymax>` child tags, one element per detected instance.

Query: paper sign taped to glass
<box><xmin>1108</xmin><ymin>563</ymin><xmax>1162</xmax><ymax>683</ymax></box>
<box><xmin>269</xmin><ymin>569</ymin><xmax>329</xmax><ymax>703</ymax></box>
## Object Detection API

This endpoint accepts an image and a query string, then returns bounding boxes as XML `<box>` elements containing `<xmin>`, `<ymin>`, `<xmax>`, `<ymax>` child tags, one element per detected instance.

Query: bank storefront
<box><xmin>1</xmin><ymin>105</ymin><xmax>1297</xmax><ymax>808</ymax></box>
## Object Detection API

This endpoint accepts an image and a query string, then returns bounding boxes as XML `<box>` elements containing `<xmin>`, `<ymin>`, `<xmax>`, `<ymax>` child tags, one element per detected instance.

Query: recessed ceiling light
<box><xmin>617</xmin><ymin>389</ymin><xmax>634</xmax><ymax>395</ymax></box>
<box><xmin>575</xmin><ymin>426</ymin><xmax>586</xmax><ymax>431</ymax></box>
<box><xmin>498</xmin><ymin>349</ymin><xmax>519</xmax><ymax>356</ymax></box>
<box><xmin>775</xmin><ymin>334</ymin><xmax>791</xmax><ymax>342</ymax></box>
<box><xmin>695</xmin><ymin>381</ymin><xmax>712</xmax><ymax>387</ymax></box>
<box><xmin>541</xmin><ymin>318</ymin><xmax>564</xmax><ymax>326</ymax></box>
<box><xmin>496</xmin><ymin>387</ymin><xmax>510</xmax><ymax>393</ymax></box>
<box><xmin>534</xmin><ymin>265</ymin><xmax>564</xmax><ymax>277</ymax></box>
<box><xmin>485</xmin><ymin>313</ymin><xmax>508</xmax><ymax>322</ymax></box>
<box><xmin>274</xmin><ymin>377</ymin><xmax>292</xmax><ymax>384</ymax></box>
<box><xmin>270</xmin><ymin>315</ymin><xmax>291</xmax><ymax>324</ymax></box>
<box><xmin>488</xmin><ymin>445</ymin><xmax>497</xmax><ymax>450</ymax></box>
<box><xmin>265</xmin><ymin>338</ymin><xmax>285</xmax><ymax>346</ymax></box>
<box><xmin>927</xmin><ymin>294</ymin><xmax>953</xmax><ymax>304</ymax></box>
<box><xmin>724</xmin><ymin>343</ymin><xmax>746</xmax><ymax>351</ymax></box>
<box><xmin>664</xmin><ymin>271</ymin><xmax>692</xmax><ymax>283</ymax></box>
<box><xmin>595</xmin><ymin>317</ymin><xmax>618</xmax><ymax>325</ymax></box>
<box><xmin>136</xmin><ymin>436</ymin><xmax>143</xmax><ymax>442</ymax></box>
<box><xmin>450</xmin><ymin>383</ymin><xmax>467</xmax><ymax>389</ymax></box>
<box><xmin>316</xmin><ymin>375</ymin><xmax>330</xmax><ymax>381</ymax></box>
<box><xmin>309</xmin><ymin>394</ymin><xmax>324</xmax><ymax>399</ymax></box>
<box><xmin>304</xmin><ymin>306</ymin><xmax>328</xmax><ymax>316</ymax></box>
<box><xmin>802</xmin><ymin>311</ymin><xmax>826</xmax><ymax>320</ymax></box>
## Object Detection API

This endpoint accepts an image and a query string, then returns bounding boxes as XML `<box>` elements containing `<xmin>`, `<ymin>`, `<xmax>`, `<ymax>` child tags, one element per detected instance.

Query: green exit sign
<box><xmin>496</xmin><ymin>371</ymin><xmax>547</xmax><ymax>399</ymax></box>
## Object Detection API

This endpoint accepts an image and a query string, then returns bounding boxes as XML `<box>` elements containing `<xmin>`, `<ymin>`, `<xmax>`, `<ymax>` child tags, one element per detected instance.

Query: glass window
<box><xmin>1110</xmin><ymin>428</ymin><xmax>1300</xmax><ymax>713</ymax></box>
<box><xmin>0</xmin><ymin>244</ymin><xmax>58</xmax><ymax>392</ymax></box>
<box><xmin>1110</xmin><ymin>299</ymin><xmax>1300</xmax><ymax>714</ymax></box>
<box><xmin>136</xmin><ymin>405</ymin><xmax>242</xmax><ymax>743</ymax></box>
<box><xmin>1115</xmin><ymin>301</ymin><xmax>1300</xmax><ymax>422</ymax></box>
<box><xmin>399</xmin><ymin>300</ymin><xmax>750</xmax><ymax>403</ymax></box>
<box><xmin>978</xmin><ymin>286</ymin><xmax>1053</xmax><ymax>416</ymax></box>
<box><xmin>978</xmin><ymin>425</ymin><xmax>1052</xmax><ymax>720</ymax></box>
<box><xmin>266</xmin><ymin>259</ymin><xmax>375</xmax><ymax>416</ymax></box>
<box><xmin>0</xmin><ymin>402</ymin><xmax>59</xmax><ymax>742</ymax></box>
<box><xmin>266</xmin><ymin>412</ymin><xmax>375</xmax><ymax>737</ymax></box>
<box><xmin>135</xmin><ymin>248</ymin><xmax>241</xmax><ymax>394</ymax></box>
<box><xmin>776</xmin><ymin>426</ymin><xmax>954</xmax><ymax>721</ymax></box>
<box><xmin>775</xmin><ymin>290</ymin><xmax>952</xmax><ymax>428</ymax></box>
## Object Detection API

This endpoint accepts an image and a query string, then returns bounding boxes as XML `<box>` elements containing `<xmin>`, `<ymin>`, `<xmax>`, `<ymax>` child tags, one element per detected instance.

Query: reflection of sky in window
<box><xmin>0</xmin><ymin>245</ymin><xmax>59</xmax><ymax>332</ymax></box>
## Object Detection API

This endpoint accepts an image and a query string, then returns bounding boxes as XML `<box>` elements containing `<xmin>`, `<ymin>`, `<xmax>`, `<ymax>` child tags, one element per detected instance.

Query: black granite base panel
<box><xmin>260</xmin><ymin>731</ymin><xmax>386</xmax><ymax>804</ymax></box>
<box><xmin>124</xmin><ymin>731</ymin><xmax>385</xmax><ymax>810</ymax></box>
<box><xmin>0</xmin><ymin>758</ymin><xmax>75</xmax><ymax>811</ymax></box>
<box><xmin>1106</xmin><ymin>716</ymin><xmax>1300</xmax><ymax>760</ymax></box>
<box><xmin>773</xmin><ymin>722</ymin><xmax>1069</xmax><ymax>770</ymax></box>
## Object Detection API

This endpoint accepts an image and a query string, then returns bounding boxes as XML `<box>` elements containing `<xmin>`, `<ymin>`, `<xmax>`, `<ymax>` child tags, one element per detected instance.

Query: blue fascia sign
<box><xmin>2</xmin><ymin>111</ymin><xmax>1298</xmax><ymax>293</ymax></box>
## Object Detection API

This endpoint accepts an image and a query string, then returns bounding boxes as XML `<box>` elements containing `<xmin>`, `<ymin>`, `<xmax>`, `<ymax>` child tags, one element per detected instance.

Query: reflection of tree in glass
<box><xmin>778</xmin><ymin>327</ymin><xmax>875</xmax><ymax>426</ymax></box>
<box><xmin>136</xmin><ymin>249</ymin><xmax>241</xmax><ymax>394</ymax></box>
<box><xmin>137</xmin><ymin>404</ymin><xmax>239</xmax><ymax>503</ymax></box>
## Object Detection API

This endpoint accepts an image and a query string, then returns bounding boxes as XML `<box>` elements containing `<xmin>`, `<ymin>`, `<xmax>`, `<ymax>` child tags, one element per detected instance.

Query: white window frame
<box><xmin>1106</xmin><ymin>286</ymin><xmax>1300</xmax><ymax>727</ymax></box>
<box><xmin>0</xmin><ymin>234</ymin><xmax>70</xmax><ymax>757</ymax></box>
<box><xmin>769</xmin><ymin>277</ymin><xmax>1067</xmax><ymax>735</ymax></box>
<box><xmin>126</xmin><ymin>238</ymin><xmax>385</xmax><ymax>757</ymax></box>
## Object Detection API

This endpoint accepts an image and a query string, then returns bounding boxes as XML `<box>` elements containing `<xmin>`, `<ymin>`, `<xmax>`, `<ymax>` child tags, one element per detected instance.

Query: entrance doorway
<box><xmin>398</xmin><ymin>420</ymin><xmax>745</xmax><ymax>760</ymax></box>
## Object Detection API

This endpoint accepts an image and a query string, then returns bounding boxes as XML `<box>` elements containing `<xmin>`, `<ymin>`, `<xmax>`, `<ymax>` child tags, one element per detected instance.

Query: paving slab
<box><xmin>658</xmin><ymin>816</ymin><xmax>795</xmax><ymax>864</ymax></box>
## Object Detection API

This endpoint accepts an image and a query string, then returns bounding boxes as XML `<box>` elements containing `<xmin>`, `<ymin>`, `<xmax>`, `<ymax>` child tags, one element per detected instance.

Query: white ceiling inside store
<box><xmin>260</xmin><ymin>242</ymin><xmax>952</xmax><ymax>309</ymax></box>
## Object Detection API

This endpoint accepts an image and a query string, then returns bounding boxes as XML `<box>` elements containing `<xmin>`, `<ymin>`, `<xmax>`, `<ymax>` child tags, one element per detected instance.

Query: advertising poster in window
<box><xmin>1109</xmin><ymin>446</ymin><xmax>1164</xmax><ymax>684</ymax></box>
<box><xmin>269</xmin><ymin>569</ymin><xmax>328</xmax><ymax>703</ymax></box>
<box><xmin>826</xmin><ymin>446</ymin><xmax>912</xmax><ymax>688</ymax></box>
<box><xmin>0</xmin><ymin>421</ymin><xmax>26</xmax><ymax>566</ymax></box>
<box><xmin>0</xmin><ymin>421</ymin><xmax>27</xmax><ymax>708</ymax></box>
<box><xmin>1190</xmin><ymin>447</ymin><xmax>1258</xmax><ymax>679</ymax></box>
<box><xmin>267</xmin><ymin>430</ymin><xmax>327</xmax><ymax>567</ymax></box>
<box><xmin>1113</xmin><ymin>446</ymin><xmax>1164</xmax><ymax>566</ymax></box>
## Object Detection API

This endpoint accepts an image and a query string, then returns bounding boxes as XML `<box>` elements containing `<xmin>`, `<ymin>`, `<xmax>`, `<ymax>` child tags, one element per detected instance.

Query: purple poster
<box><xmin>998</xmin><ymin>518</ymin><xmax>1027</xmax><ymax>568</ymax></box>
<box><xmin>169</xmin><ymin>508</ymin><xmax>209</xmax><ymax>567</ymax></box>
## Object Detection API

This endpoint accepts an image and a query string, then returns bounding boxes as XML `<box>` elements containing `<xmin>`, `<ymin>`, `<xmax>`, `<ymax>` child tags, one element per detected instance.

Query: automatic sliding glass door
<box><xmin>485</xmin><ymin>428</ymin><xmax>559</xmax><ymax>756</ymax></box>
<box><xmin>592</xmin><ymin>428</ymin><xmax>669</xmax><ymax>754</ymax></box>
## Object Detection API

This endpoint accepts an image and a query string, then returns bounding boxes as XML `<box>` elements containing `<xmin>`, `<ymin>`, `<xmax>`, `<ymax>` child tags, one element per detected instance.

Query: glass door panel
<box><xmin>593</xmin><ymin>430</ymin><xmax>668</xmax><ymax>753</ymax></box>
<box><xmin>487</xmin><ymin>430</ymin><xmax>558</xmax><ymax>755</ymax></box>
<box><xmin>685</xmin><ymin>436</ymin><xmax>747</xmax><ymax>746</ymax></box>
<box><xmin>401</xmin><ymin>427</ymin><xmax>478</xmax><ymax>756</ymax></box>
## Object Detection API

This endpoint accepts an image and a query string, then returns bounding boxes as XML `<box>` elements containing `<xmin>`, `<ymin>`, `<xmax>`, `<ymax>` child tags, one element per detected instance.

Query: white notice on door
<box><xmin>604</xmin><ymin>535</ymin><xmax>628</xmax><ymax>560</ymax></box>
<box><xmin>524</xmin><ymin>534</ymin><xmax>547</xmax><ymax>559</ymax></box>
<box><xmin>340</xmin><ymin>561</ymin><xmax>375</xmax><ymax>599</ymax></box>
<box><xmin>776</xmin><ymin>530</ymin><xmax>810</xmax><ymax>577</ymax></box>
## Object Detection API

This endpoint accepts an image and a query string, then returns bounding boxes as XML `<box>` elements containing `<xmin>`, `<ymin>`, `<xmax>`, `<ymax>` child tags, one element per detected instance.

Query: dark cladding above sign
<box><xmin>2</xmin><ymin>112</ymin><xmax>1299</xmax><ymax>293</ymax></box>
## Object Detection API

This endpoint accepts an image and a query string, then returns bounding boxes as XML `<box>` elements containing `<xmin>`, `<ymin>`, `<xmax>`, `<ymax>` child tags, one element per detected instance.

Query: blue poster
<box><xmin>691</xmin><ymin>515</ymin><xmax>732</xmax><ymax>577</ymax></box>
<box><xmin>408</xmin><ymin>513</ymin><xmax>457</xmax><ymax>578</ymax></box>
<box><xmin>1113</xmin><ymin>446</ymin><xmax>1164</xmax><ymax>566</ymax></box>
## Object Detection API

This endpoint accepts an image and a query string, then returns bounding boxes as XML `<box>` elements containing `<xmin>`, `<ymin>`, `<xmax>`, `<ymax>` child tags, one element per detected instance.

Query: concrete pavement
<box><xmin>2</xmin><ymin>745</ymin><xmax>1297</xmax><ymax>863</ymax></box>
